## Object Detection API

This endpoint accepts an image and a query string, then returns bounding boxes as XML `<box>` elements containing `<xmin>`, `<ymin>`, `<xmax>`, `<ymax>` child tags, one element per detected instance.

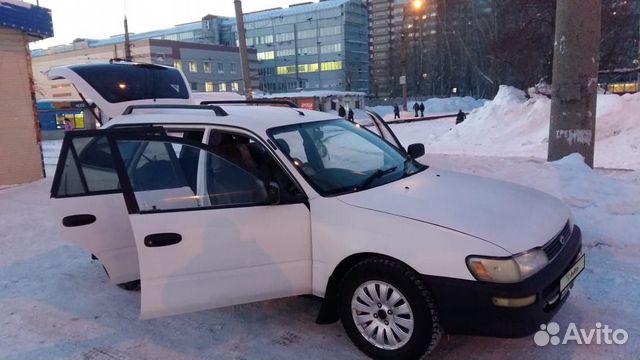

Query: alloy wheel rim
<box><xmin>351</xmin><ymin>280</ymin><xmax>414</xmax><ymax>350</ymax></box>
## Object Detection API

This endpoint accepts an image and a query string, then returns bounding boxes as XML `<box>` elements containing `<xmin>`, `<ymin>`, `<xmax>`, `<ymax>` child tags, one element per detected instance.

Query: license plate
<box><xmin>560</xmin><ymin>254</ymin><xmax>585</xmax><ymax>292</ymax></box>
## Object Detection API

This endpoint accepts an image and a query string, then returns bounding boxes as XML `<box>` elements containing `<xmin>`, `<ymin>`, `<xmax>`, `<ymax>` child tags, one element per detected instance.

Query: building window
<box><xmin>55</xmin><ymin>113</ymin><xmax>84</xmax><ymax>129</ymax></box>
<box><xmin>298</xmin><ymin>63</ymin><xmax>319</xmax><ymax>73</ymax></box>
<box><xmin>276</xmin><ymin>48</ymin><xmax>295</xmax><ymax>57</ymax></box>
<box><xmin>230</xmin><ymin>63</ymin><xmax>237</xmax><ymax>73</ymax></box>
<box><xmin>189</xmin><ymin>61</ymin><xmax>198</xmax><ymax>73</ymax></box>
<box><xmin>277</xmin><ymin>65</ymin><xmax>296</xmax><ymax>75</ymax></box>
<box><xmin>205</xmin><ymin>82</ymin><xmax>214</xmax><ymax>92</ymax></box>
<box><xmin>231</xmin><ymin>82</ymin><xmax>239</xmax><ymax>92</ymax></box>
<box><xmin>321</xmin><ymin>61</ymin><xmax>343</xmax><ymax>72</ymax></box>
<box><xmin>275</xmin><ymin>32</ymin><xmax>294</xmax><ymax>42</ymax></box>
<box><xmin>219</xmin><ymin>83</ymin><xmax>227</xmax><ymax>92</ymax></box>
<box><xmin>217</xmin><ymin>62</ymin><xmax>224</xmax><ymax>73</ymax></box>
<box><xmin>297</xmin><ymin>29</ymin><xmax>317</xmax><ymax>40</ymax></box>
<box><xmin>319</xmin><ymin>26</ymin><xmax>342</xmax><ymax>37</ymax></box>
<box><xmin>257</xmin><ymin>51</ymin><xmax>275</xmax><ymax>60</ymax></box>
<box><xmin>320</xmin><ymin>43</ymin><xmax>342</xmax><ymax>54</ymax></box>
<box><xmin>203</xmin><ymin>62</ymin><xmax>212</xmax><ymax>73</ymax></box>
<box><xmin>174</xmin><ymin>60</ymin><xmax>182</xmax><ymax>70</ymax></box>
<box><xmin>297</xmin><ymin>46</ymin><xmax>317</xmax><ymax>56</ymax></box>
<box><xmin>191</xmin><ymin>82</ymin><xmax>199</xmax><ymax>91</ymax></box>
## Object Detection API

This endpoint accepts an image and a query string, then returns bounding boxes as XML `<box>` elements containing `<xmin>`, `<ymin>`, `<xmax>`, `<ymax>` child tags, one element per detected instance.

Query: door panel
<box><xmin>111</xmin><ymin>133</ymin><xmax>311</xmax><ymax>318</ymax></box>
<box><xmin>130</xmin><ymin>204</ymin><xmax>311</xmax><ymax>319</ymax></box>
<box><xmin>53</xmin><ymin>194</ymin><xmax>139</xmax><ymax>284</ymax></box>
<box><xmin>50</xmin><ymin>131</ymin><xmax>142</xmax><ymax>284</ymax></box>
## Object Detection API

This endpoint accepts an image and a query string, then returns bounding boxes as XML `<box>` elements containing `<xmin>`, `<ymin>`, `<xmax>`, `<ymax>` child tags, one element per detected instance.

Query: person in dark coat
<box><xmin>347</xmin><ymin>108</ymin><xmax>354</xmax><ymax>122</ymax></box>
<box><xmin>419</xmin><ymin>102</ymin><xmax>425</xmax><ymax>117</ymax></box>
<box><xmin>456</xmin><ymin>109</ymin><xmax>467</xmax><ymax>125</ymax></box>
<box><xmin>393</xmin><ymin>104</ymin><xmax>400</xmax><ymax>119</ymax></box>
<box><xmin>413</xmin><ymin>102</ymin><xmax>420</xmax><ymax>117</ymax></box>
<box><xmin>338</xmin><ymin>105</ymin><xmax>346</xmax><ymax>118</ymax></box>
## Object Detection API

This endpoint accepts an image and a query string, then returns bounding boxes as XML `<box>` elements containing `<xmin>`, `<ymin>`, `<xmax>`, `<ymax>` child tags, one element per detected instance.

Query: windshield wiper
<box><xmin>354</xmin><ymin>166</ymin><xmax>397</xmax><ymax>191</ymax></box>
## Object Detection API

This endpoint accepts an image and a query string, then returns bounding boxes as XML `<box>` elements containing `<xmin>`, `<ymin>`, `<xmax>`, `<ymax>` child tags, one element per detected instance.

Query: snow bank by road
<box><xmin>428</xmin><ymin>86</ymin><xmax>640</xmax><ymax>169</ymax></box>
<box><xmin>368</xmin><ymin>96</ymin><xmax>486</xmax><ymax>120</ymax></box>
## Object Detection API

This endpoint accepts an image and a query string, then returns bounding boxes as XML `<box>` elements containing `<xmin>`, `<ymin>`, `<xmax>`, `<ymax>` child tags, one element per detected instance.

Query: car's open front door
<box><xmin>106</xmin><ymin>132</ymin><xmax>312</xmax><ymax>319</ymax></box>
<box><xmin>353</xmin><ymin>111</ymin><xmax>406</xmax><ymax>154</ymax></box>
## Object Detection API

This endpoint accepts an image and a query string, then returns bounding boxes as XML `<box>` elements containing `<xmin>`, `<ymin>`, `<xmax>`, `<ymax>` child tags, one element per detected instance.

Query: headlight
<box><xmin>467</xmin><ymin>249</ymin><xmax>548</xmax><ymax>283</ymax></box>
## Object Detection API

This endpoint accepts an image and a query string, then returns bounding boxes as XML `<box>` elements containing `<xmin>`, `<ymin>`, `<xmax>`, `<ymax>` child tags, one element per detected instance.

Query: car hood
<box><xmin>338</xmin><ymin>168</ymin><xmax>570</xmax><ymax>254</ymax></box>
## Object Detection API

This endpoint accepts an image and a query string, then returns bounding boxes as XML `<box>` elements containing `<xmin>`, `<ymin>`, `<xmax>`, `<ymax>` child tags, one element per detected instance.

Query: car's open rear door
<box><xmin>106</xmin><ymin>133</ymin><xmax>312</xmax><ymax>319</ymax></box>
<box><xmin>50</xmin><ymin>126</ymin><xmax>165</xmax><ymax>284</ymax></box>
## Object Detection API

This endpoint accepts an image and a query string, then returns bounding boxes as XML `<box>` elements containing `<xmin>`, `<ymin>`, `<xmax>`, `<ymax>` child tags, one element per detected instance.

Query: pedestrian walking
<box><xmin>63</xmin><ymin>118</ymin><xmax>73</xmax><ymax>132</ymax></box>
<box><xmin>347</xmin><ymin>108</ymin><xmax>354</xmax><ymax>122</ymax></box>
<box><xmin>456</xmin><ymin>109</ymin><xmax>467</xmax><ymax>125</ymax></box>
<box><xmin>338</xmin><ymin>105</ymin><xmax>346</xmax><ymax>118</ymax></box>
<box><xmin>413</xmin><ymin>102</ymin><xmax>419</xmax><ymax>117</ymax></box>
<box><xmin>419</xmin><ymin>102</ymin><xmax>425</xmax><ymax>117</ymax></box>
<box><xmin>393</xmin><ymin>104</ymin><xmax>400</xmax><ymax>119</ymax></box>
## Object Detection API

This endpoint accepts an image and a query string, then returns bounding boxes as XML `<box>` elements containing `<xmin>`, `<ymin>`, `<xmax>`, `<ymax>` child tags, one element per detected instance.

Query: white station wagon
<box><xmin>50</xmin><ymin>63</ymin><xmax>584</xmax><ymax>360</ymax></box>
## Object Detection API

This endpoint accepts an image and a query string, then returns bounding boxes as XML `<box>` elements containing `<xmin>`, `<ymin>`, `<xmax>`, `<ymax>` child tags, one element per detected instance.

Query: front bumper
<box><xmin>424</xmin><ymin>225</ymin><xmax>583</xmax><ymax>338</ymax></box>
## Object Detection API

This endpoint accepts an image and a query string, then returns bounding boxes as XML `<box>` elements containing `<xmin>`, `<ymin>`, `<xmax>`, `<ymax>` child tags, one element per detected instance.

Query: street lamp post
<box><xmin>412</xmin><ymin>0</ymin><xmax>426</xmax><ymax>97</ymax></box>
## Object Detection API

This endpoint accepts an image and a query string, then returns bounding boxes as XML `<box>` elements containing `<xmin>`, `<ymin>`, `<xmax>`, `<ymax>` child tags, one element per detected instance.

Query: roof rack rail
<box><xmin>199</xmin><ymin>99</ymin><xmax>300</xmax><ymax>108</ymax></box>
<box><xmin>122</xmin><ymin>104</ymin><xmax>228</xmax><ymax>116</ymax></box>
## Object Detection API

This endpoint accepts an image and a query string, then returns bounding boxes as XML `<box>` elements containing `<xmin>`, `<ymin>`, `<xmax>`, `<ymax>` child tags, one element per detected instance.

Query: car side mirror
<box><xmin>267</xmin><ymin>181</ymin><xmax>281</xmax><ymax>205</ymax></box>
<box><xmin>407</xmin><ymin>143</ymin><xmax>425</xmax><ymax>159</ymax></box>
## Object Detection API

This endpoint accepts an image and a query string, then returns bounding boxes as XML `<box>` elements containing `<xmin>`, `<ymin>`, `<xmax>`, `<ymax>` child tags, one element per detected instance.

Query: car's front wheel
<box><xmin>339</xmin><ymin>257</ymin><xmax>441</xmax><ymax>360</ymax></box>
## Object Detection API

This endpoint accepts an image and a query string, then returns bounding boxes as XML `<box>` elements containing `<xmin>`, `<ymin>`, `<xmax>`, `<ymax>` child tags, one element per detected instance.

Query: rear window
<box><xmin>70</xmin><ymin>63</ymin><xmax>189</xmax><ymax>103</ymax></box>
<box><xmin>53</xmin><ymin>135</ymin><xmax>122</xmax><ymax>197</ymax></box>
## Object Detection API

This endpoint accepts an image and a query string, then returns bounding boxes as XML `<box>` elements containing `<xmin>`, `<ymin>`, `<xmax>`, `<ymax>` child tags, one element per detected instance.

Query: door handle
<box><xmin>62</xmin><ymin>214</ymin><xmax>96</xmax><ymax>227</ymax></box>
<box><xmin>144</xmin><ymin>233</ymin><xmax>182</xmax><ymax>247</ymax></box>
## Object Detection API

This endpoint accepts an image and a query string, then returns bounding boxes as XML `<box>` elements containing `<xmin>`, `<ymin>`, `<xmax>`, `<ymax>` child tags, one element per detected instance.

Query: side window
<box><xmin>75</xmin><ymin>136</ymin><xmax>121</xmax><ymax>192</ymax></box>
<box><xmin>117</xmin><ymin>136</ymin><xmax>289</xmax><ymax>213</ymax></box>
<box><xmin>53</xmin><ymin>135</ymin><xmax>121</xmax><ymax>197</ymax></box>
<box><xmin>54</xmin><ymin>143</ymin><xmax>85</xmax><ymax>197</ymax></box>
<box><xmin>208</xmin><ymin>131</ymin><xmax>304</xmax><ymax>203</ymax></box>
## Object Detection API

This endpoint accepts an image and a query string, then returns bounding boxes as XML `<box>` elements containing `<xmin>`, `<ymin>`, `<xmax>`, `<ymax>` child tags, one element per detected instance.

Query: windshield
<box><xmin>269</xmin><ymin>119</ymin><xmax>426</xmax><ymax>196</ymax></box>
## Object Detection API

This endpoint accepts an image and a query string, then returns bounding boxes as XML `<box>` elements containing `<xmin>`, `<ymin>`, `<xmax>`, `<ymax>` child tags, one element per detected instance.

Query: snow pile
<box><xmin>550</xmin><ymin>154</ymin><xmax>640</xmax><ymax>248</ymax></box>
<box><xmin>367</xmin><ymin>96</ymin><xmax>486</xmax><ymax>120</ymax></box>
<box><xmin>428</xmin><ymin>85</ymin><xmax>640</xmax><ymax>169</ymax></box>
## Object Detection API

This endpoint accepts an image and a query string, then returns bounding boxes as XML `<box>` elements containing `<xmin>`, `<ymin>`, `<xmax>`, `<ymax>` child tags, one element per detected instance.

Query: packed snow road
<box><xmin>1</xmin><ymin>153</ymin><xmax>639</xmax><ymax>360</ymax></box>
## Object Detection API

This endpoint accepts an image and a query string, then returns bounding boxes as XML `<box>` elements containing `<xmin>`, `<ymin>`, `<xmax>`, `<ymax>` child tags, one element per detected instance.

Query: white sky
<box><xmin>27</xmin><ymin>0</ymin><xmax>302</xmax><ymax>50</ymax></box>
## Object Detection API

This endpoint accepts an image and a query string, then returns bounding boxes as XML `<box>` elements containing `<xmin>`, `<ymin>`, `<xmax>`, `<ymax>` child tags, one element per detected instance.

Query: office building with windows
<box><xmin>32</xmin><ymin>0</ymin><xmax>369</xmax><ymax>96</ymax></box>
<box><xmin>368</xmin><ymin>0</ymin><xmax>497</xmax><ymax>99</ymax></box>
<box><xmin>231</xmin><ymin>0</ymin><xmax>369</xmax><ymax>93</ymax></box>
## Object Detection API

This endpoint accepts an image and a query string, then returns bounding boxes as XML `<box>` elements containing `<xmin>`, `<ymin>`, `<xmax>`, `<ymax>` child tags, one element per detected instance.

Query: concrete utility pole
<box><xmin>123</xmin><ymin>16</ymin><xmax>132</xmax><ymax>61</ymax></box>
<box><xmin>234</xmin><ymin>0</ymin><xmax>253</xmax><ymax>99</ymax></box>
<box><xmin>548</xmin><ymin>0</ymin><xmax>602</xmax><ymax>167</ymax></box>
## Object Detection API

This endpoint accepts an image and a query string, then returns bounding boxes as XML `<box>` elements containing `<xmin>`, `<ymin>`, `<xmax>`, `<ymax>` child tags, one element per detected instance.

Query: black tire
<box><xmin>101</xmin><ymin>264</ymin><xmax>141</xmax><ymax>292</ymax></box>
<box><xmin>338</xmin><ymin>257</ymin><xmax>441</xmax><ymax>360</ymax></box>
<box><xmin>117</xmin><ymin>279</ymin><xmax>141</xmax><ymax>291</ymax></box>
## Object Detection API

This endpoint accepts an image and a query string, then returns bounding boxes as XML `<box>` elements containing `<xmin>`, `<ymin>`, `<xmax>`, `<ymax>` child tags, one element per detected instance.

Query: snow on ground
<box><xmin>4</xmin><ymin>96</ymin><xmax>640</xmax><ymax>359</ymax></box>
<box><xmin>368</xmin><ymin>96</ymin><xmax>486</xmax><ymax>121</ymax></box>
<box><xmin>1</xmin><ymin>152</ymin><xmax>639</xmax><ymax>359</ymax></box>
<box><xmin>422</xmin><ymin>86</ymin><xmax>640</xmax><ymax>170</ymax></box>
